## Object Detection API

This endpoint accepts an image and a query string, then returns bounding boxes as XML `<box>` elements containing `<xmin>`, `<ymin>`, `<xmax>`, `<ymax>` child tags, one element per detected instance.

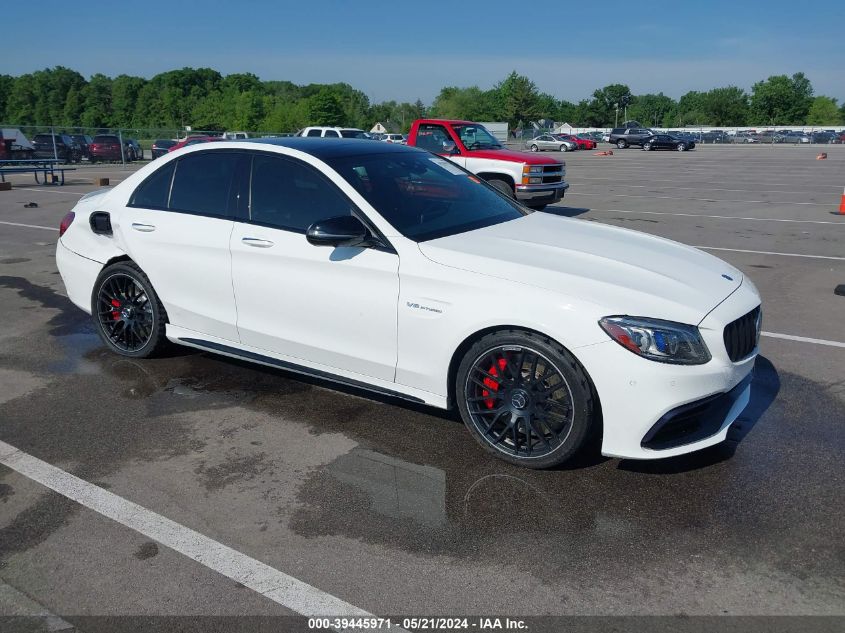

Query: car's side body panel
<box><xmin>230</xmin><ymin>222</ymin><xmax>400</xmax><ymax>382</ymax></box>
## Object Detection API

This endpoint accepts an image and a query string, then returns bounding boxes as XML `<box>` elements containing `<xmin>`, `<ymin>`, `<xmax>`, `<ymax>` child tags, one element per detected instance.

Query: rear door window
<box><xmin>130</xmin><ymin>161</ymin><xmax>175</xmax><ymax>209</ymax></box>
<box><xmin>168</xmin><ymin>152</ymin><xmax>242</xmax><ymax>218</ymax></box>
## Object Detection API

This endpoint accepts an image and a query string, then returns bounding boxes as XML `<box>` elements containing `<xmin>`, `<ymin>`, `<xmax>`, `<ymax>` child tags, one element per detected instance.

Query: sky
<box><xmin>5</xmin><ymin>0</ymin><xmax>844</xmax><ymax>104</ymax></box>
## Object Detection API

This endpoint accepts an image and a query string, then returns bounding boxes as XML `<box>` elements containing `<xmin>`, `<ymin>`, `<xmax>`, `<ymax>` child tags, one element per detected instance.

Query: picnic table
<box><xmin>0</xmin><ymin>158</ymin><xmax>76</xmax><ymax>185</ymax></box>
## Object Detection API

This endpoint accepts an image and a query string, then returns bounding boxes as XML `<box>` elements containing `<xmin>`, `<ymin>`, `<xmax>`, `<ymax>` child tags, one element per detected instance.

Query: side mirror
<box><xmin>441</xmin><ymin>140</ymin><xmax>459</xmax><ymax>154</ymax></box>
<box><xmin>306</xmin><ymin>215</ymin><xmax>374</xmax><ymax>248</ymax></box>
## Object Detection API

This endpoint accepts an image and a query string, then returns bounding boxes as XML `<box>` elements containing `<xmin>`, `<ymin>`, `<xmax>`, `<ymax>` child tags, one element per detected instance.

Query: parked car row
<box><xmin>525</xmin><ymin>133</ymin><xmax>597</xmax><ymax>152</ymax></box>
<box><xmin>24</xmin><ymin>133</ymin><xmax>146</xmax><ymax>164</ymax></box>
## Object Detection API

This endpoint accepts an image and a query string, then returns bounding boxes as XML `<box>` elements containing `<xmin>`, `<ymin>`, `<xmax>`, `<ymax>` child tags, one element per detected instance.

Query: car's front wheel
<box><xmin>92</xmin><ymin>261</ymin><xmax>169</xmax><ymax>358</ymax></box>
<box><xmin>456</xmin><ymin>330</ymin><xmax>596</xmax><ymax>468</ymax></box>
<box><xmin>559</xmin><ymin>144</ymin><xmax>569</xmax><ymax>152</ymax></box>
<box><xmin>643</xmin><ymin>143</ymin><xmax>652</xmax><ymax>151</ymax></box>
<box><xmin>677</xmin><ymin>143</ymin><xmax>687</xmax><ymax>151</ymax></box>
<box><xmin>616</xmin><ymin>139</ymin><xmax>627</xmax><ymax>149</ymax></box>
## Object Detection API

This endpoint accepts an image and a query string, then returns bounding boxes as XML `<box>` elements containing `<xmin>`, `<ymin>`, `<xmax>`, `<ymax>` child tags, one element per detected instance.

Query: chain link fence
<box><xmin>0</xmin><ymin>124</ymin><xmax>279</xmax><ymax>166</ymax></box>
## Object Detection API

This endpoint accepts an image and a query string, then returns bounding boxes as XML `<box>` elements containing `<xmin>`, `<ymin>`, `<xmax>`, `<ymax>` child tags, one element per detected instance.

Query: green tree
<box><xmin>805</xmin><ymin>96</ymin><xmax>842</xmax><ymax>125</ymax></box>
<box><xmin>701</xmin><ymin>87</ymin><xmax>748</xmax><ymax>125</ymax></box>
<box><xmin>0</xmin><ymin>74</ymin><xmax>12</xmax><ymax>122</ymax></box>
<box><xmin>111</xmin><ymin>75</ymin><xmax>146</xmax><ymax>127</ymax></box>
<box><xmin>430</xmin><ymin>86</ymin><xmax>498</xmax><ymax>121</ymax></box>
<box><xmin>749</xmin><ymin>73</ymin><xmax>814</xmax><ymax>125</ymax></box>
<box><xmin>308</xmin><ymin>88</ymin><xmax>345</xmax><ymax>126</ymax></box>
<box><xmin>496</xmin><ymin>71</ymin><xmax>541</xmax><ymax>128</ymax></box>
<box><xmin>627</xmin><ymin>93</ymin><xmax>677</xmax><ymax>128</ymax></box>
<box><xmin>589</xmin><ymin>84</ymin><xmax>632</xmax><ymax>126</ymax></box>
<box><xmin>81</xmin><ymin>74</ymin><xmax>113</xmax><ymax>128</ymax></box>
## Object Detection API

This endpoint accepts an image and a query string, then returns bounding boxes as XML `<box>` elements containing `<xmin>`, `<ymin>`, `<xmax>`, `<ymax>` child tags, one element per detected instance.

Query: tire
<box><xmin>616</xmin><ymin>139</ymin><xmax>627</xmax><ymax>149</ymax></box>
<box><xmin>559</xmin><ymin>144</ymin><xmax>568</xmax><ymax>152</ymax></box>
<box><xmin>487</xmin><ymin>178</ymin><xmax>515</xmax><ymax>199</ymax></box>
<box><xmin>455</xmin><ymin>330</ymin><xmax>596</xmax><ymax>469</ymax></box>
<box><xmin>677</xmin><ymin>143</ymin><xmax>687</xmax><ymax>151</ymax></box>
<box><xmin>530</xmin><ymin>144</ymin><xmax>539</xmax><ymax>152</ymax></box>
<box><xmin>643</xmin><ymin>143</ymin><xmax>652</xmax><ymax>151</ymax></box>
<box><xmin>91</xmin><ymin>261</ymin><xmax>169</xmax><ymax>358</ymax></box>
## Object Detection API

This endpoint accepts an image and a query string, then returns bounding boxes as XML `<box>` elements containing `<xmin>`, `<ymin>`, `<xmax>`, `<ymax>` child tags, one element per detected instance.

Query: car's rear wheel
<box><xmin>530</xmin><ymin>144</ymin><xmax>539</xmax><ymax>152</ymax></box>
<box><xmin>92</xmin><ymin>261</ymin><xmax>169</xmax><ymax>358</ymax></box>
<box><xmin>616</xmin><ymin>139</ymin><xmax>627</xmax><ymax>149</ymax></box>
<box><xmin>456</xmin><ymin>330</ymin><xmax>595</xmax><ymax>468</ymax></box>
<box><xmin>487</xmin><ymin>178</ymin><xmax>515</xmax><ymax>199</ymax></box>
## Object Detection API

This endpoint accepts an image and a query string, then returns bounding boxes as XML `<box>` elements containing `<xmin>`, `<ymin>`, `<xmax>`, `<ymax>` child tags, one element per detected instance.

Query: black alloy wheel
<box><xmin>92</xmin><ymin>262</ymin><xmax>168</xmax><ymax>358</ymax></box>
<box><xmin>456</xmin><ymin>331</ymin><xmax>595</xmax><ymax>468</ymax></box>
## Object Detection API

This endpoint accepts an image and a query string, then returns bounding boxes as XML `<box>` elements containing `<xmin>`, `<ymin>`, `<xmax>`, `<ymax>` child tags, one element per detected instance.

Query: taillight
<box><xmin>59</xmin><ymin>211</ymin><xmax>75</xmax><ymax>237</ymax></box>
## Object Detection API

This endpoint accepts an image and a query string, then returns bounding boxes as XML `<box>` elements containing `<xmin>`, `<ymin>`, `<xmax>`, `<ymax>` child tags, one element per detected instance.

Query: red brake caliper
<box><xmin>482</xmin><ymin>358</ymin><xmax>508</xmax><ymax>409</ymax></box>
<box><xmin>110</xmin><ymin>299</ymin><xmax>121</xmax><ymax>320</ymax></box>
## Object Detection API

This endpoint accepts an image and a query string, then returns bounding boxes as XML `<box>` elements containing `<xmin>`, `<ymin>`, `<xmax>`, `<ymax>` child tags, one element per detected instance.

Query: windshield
<box><xmin>340</xmin><ymin>129</ymin><xmax>367</xmax><ymax>139</ymax></box>
<box><xmin>327</xmin><ymin>152</ymin><xmax>528</xmax><ymax>242</ymax></box>
<box><xmin>452</xmin><ymin>124</ymin><xmax>502</xmax><ymax>150</ymax></box>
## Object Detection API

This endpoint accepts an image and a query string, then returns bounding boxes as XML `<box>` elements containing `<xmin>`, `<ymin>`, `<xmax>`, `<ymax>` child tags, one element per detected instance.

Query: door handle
<box><xmin>131</xmin><ymin>223</ymin><xmax>156</xmax><ymax>232</ymax></box>
<box><xmin>241</xmin><ymin>237</ymin><xmax>274</xmax><ymax>248</ymax></box>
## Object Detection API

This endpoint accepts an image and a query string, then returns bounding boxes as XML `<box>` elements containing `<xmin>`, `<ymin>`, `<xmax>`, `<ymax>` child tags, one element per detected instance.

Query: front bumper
<box><xmin>575</xmin><ymin>280</ymin><xmax>761</xmax><ymax>460</ymax></box>
<box><xmin>515</xmin><ymin>181</ymin><xmax>569</xmax><ymax>202</ymax></box>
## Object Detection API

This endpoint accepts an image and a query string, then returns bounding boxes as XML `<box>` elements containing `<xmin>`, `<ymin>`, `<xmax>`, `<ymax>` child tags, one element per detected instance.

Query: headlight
<box><xmin>523</xmin><ymin>165</ymin><xmax>543</xmax><ymax>174</ymax></box>
<box><xmin>599</xmin><ymin>316</ymin><xmax>711</xmax><ymax>365</ymax></box>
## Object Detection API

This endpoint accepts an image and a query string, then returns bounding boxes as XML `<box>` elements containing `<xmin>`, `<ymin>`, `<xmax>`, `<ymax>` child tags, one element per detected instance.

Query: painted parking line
<box><xmin>567</xmin><ymin>191</ymin><xmax>831</xmax><ymax>206</ymax></box>
<box><xmin>568</xmin><ymin>180</ymin><xmax>841</xmax><ymax>196</ymax></box>
<box><xmin>0</xmin><ymin>439</ymin><xmax>404</xmax><ymax>633</ymax></box>
<box><xmin>696</xmin><ymin>246</ymin><xmax>845</xmax><ymax>261</ymax></box>
<box><xmin>762</xmin><ymin>331</ymin><xmax>845</xmax><ymax>349</ymax></box>
<box><xmin>592</xmin><ymin>208</ymin><xmax>845</xmax><ymax>226</ymax></box>
<box><xmin>0</xmin><ymin>220</ymin><xmax>58</xmax><ymax>232</ymax></box>
<box><xmin>12</xmin><ymin>188</ymin><xmax>85</xmax><ymax>196</ymax></box>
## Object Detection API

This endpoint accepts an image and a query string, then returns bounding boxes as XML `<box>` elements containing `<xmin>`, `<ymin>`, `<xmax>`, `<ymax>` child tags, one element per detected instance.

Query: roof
<box><xmin>415</xmin><ymin>119</ymin><xmax>476</xmax><ymax>126</ymax></box>
<box><xmin>243</xmin><ymin>137</ymin><xmax>424</xmax><ymax>159</ymax></box>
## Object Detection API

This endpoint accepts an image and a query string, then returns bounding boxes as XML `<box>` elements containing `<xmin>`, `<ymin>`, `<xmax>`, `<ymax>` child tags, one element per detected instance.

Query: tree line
<box><xmin>0</xmin><ymin>66</ymin><xmax>842</xmax><ymax>134</ymax></box>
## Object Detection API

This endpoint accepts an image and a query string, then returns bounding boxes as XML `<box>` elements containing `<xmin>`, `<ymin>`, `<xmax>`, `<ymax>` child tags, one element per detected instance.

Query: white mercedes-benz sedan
<box><xmin>56</xmin><ymin>139</ymin><xmax>761</xmax><ymax>468</ymax></box>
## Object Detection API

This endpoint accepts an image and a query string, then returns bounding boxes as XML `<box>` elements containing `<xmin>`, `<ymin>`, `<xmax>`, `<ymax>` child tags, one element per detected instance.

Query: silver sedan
<box><xmin>526</xmin><ymin>134</ymin><xmax>576</xmax><ymax>152</ymax></box>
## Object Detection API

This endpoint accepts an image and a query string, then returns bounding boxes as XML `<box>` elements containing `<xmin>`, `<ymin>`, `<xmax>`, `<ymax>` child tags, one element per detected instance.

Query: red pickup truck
<box><xmin>406</xmin><ymin>119</ymin><xmax>569</xmax><ymax>210</ymax></box>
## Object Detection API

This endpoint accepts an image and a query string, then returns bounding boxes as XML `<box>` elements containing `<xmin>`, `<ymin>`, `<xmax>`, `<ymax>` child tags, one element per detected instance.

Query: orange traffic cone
<box><xmin>839</xmin><ymin>188</ymin><xmax>845</xmax><ymax>215</ymax></box>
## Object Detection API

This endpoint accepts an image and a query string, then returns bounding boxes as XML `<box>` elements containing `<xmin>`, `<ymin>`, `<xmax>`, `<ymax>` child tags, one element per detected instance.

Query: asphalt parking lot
<box><xmin>0</xmin><ymin>146</ymin><xmax>843</xmax><ymax>631</ymax></box>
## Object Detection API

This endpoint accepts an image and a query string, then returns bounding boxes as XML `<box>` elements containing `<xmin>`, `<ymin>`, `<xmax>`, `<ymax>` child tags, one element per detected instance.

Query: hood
<box><xmin>464</xmin><ymin>147</ymin><xmax>562</xmax><ymax>165</ymax></box>
<box><xmin>418</xmin><ymin>212</ymin><xmax>743</xmax><ymax>325</ymax></box>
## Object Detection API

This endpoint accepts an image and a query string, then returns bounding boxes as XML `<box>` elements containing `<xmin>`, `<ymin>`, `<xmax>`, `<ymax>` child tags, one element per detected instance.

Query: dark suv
<box><xmin>608</xmin><ymin>127</ymin><xmax>654</xmax><ymax>148</ymax></box>
<box><xmin>70</xmin><ymin>134</ymin><xmax>93</xmax><ymax>159</ymax></box>
<box><xmin>31</xmin><ymin>134</ymin><xmax>82</xmax><ymax>163</ymax></box>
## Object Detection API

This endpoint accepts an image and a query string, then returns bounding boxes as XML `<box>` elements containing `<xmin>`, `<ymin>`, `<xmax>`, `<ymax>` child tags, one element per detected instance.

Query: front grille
<box><xmin>723</xmin><ymin>306</ymin><xmax>760</xmax><ymax>362</ymax></box>
<box><xmin>540</xmin><ymin>165</ymin><xmax>563</xmax><ymax>184</ymax></box>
